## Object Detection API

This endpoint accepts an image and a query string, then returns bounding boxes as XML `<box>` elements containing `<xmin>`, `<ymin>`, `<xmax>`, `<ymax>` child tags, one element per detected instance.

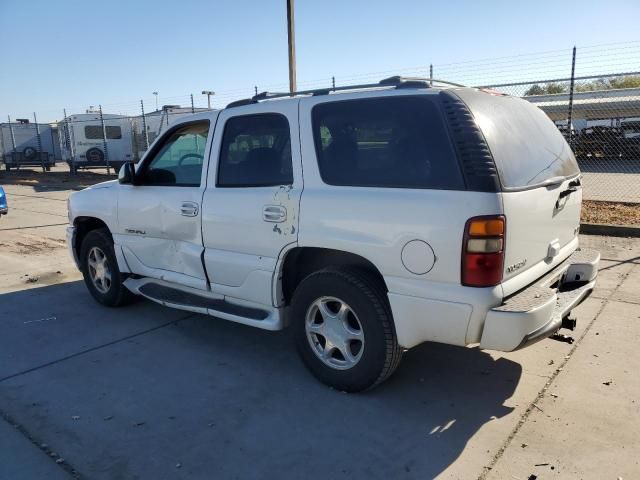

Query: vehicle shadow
<box><xmin>0</xmin><ymin>168</ymin><xmax>114</xmax><ymax>192</ymax></box>
<box><xmin>0</xmin><ymin>282</ymin><xmax>522</xmax><ymax>480</ymax></box>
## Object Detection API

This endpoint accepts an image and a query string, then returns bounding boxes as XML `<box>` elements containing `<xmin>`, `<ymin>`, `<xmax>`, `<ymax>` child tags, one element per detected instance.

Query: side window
<box><xmin>217</xmin><ymin>114</ymin><xmax>293</xmax><ymax>187</ymax></box>
<box><xmin>139</xmin><ymin>121</ymin><xmax>209</xmax><ymax>187</ymax></box>
<box><xmin>311</xmin><ymin>96</ymin><xmax>464</xmax><ymax>190</ymax></box>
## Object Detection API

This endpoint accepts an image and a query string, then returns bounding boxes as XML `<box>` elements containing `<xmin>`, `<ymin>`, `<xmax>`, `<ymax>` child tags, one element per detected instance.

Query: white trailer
<box><xmin>1</xmin><ymin>121</ymin><xmax>57</xmax><ymax>171</ymax></box>
<box><xmin>58</xmin><ymin>112</ymin><xmax>134</xmax><ymax>173</ymax></box>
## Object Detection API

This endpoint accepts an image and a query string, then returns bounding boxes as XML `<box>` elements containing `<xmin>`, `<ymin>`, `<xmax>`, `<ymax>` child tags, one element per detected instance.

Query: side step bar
<box><xmin>139</xmin><ymin>283</ymin><xmax>269</xmax><ymax>320</ymax></box>
<box><xmin>124</xmin><ymin>278</ymin><xmax>283</xmax><ymax>331</ymax></box>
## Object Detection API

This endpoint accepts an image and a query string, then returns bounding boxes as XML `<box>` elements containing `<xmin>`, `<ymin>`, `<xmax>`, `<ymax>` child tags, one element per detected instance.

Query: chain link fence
<box><xmin>481</xmin><ymin>73</ymin><xmax>640</xmax><ymax>204</ymax></box>
<box><xmin>1</xmin><ymin>43</ymin><xmax>640</xmax><ymax>207</ymax></box>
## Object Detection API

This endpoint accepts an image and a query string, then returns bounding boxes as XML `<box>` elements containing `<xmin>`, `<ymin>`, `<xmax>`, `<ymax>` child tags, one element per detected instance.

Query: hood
<box><xmin>87</xmin><ymin>179</ymin><xmax>118</xmax><ymax>190</ymax></box>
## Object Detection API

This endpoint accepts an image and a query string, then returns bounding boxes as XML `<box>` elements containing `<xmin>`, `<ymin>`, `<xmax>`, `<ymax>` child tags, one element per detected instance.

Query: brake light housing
<box><xmin>462</xmin><ymin>215</ymin><xmax>505</xmax><ymax>287</ymax></box>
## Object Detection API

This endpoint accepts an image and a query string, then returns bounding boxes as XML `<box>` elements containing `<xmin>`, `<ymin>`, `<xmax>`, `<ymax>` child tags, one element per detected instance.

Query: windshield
<box><xmin>455</xmin><ymin>89</ymin><xmax>580</xmax><ymax>189</ymax></box>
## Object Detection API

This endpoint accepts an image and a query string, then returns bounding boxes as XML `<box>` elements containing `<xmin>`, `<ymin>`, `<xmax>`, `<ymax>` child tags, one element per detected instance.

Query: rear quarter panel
<box><xmin>298</xmin><ymin>93</ymin><xmax>506</xmax><ymax>347</ymax></box>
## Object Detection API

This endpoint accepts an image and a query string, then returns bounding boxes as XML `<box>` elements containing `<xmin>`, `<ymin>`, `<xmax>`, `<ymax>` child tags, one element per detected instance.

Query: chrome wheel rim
<box><xmin>87</xmin><ymin>246</ymin><xmax>111</xmax><ymax>294</ymax></box>
<box><xmin>305</xmin><ymin>296</ymin><xmax>365</xmax><ymax>370</ymax></box>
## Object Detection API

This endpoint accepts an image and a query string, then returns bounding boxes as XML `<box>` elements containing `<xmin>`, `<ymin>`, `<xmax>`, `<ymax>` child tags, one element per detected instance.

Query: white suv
<box><xmin>67</xmin><ymin>77</ymin><xmax>599</xmax><ymax>391</ymax></box>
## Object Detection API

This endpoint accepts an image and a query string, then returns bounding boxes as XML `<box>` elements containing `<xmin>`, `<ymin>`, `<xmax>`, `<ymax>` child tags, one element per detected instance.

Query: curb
<box><xmin>580</xmin><ymin>222</ymin><xmax>640</xmax><ymax>237</ymax></box>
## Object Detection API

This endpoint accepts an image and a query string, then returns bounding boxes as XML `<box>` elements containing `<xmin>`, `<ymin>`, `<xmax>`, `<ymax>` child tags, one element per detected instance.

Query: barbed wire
<box><xmin>3</xmin><ymin>40</ymin><xmax>640</xmax><ymax>122</ymax></box>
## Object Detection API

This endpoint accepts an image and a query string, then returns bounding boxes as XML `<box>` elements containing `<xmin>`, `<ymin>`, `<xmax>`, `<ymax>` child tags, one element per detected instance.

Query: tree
<box><xmin>545</xmin><ymin>82</ymin><xmax>567</xmax><ymax>94</ymax></box>
<box><xmin>524</xmin><ymin>82</ymin><xmax>568</xmax><ymax>96</ymax></box>
<box><xmin>575</xmin><ymin>75</ymin><xmax>640</xmax><ymax>92</ymax></box>
<box><xmin>524</xmin><ymin>84</ymin><xmax>545</xmax><ymax>96</ymax></box>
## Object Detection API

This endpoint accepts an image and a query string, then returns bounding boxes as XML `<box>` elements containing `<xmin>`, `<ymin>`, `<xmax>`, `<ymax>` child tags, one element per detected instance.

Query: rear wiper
<box><xmin>541</xmin><ymin>176</ymin><xmax>567</xmax><ymax>188</ymax></box>
<box><xmin>542</xmin><ymin>174</ymin><xmax>582</xmax><ymax>189</ymax></box>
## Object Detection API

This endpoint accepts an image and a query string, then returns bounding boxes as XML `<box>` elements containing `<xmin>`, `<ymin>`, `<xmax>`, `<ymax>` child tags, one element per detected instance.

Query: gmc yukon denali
<box><xmin>67</xmin><ymin>76</ymin><xmax>599</xmax><ymax>391</ymax></box>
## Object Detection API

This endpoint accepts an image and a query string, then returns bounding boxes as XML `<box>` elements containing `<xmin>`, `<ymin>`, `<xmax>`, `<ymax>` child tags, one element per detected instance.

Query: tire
<box><xmin>23</xmin><ymin>146</ymin><xmax>37</xmax><ymax>160</ymax></box>
<box><xmin>85</xmin><ymin>147</ymin><xmax>105</xmax><ymax>164</ymax></box>
<box><xmin>291</xmin><ymin>268</ymin><xmax>403</xmax><ymax>392</ymax></box>
<box><xmin>79</xmin><ymin>228</ymin><xmax>136</xmax><ymax>307</ymax></box>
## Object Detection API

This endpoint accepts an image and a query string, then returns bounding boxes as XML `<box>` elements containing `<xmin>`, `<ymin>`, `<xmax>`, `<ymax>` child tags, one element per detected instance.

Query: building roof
<box><xmin>525</xmin><ymin>87</ymin><xmax>640</xmax><ymax>120</ymax></box>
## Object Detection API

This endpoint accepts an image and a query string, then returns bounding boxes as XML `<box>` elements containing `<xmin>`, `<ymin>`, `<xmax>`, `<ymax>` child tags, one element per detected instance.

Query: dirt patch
<box><xmin>0</xmin><ymin>164</ymin><xmax>114</xmax><ymax>192</ymax></box>
<box><xmin>10</xmin><ymin>235</ymin><xmax>66</xmax><ymax>255</ymax></box>
<box><xmin>582</xmin><ymin>200</ymin><xmax>640</xmax><ymax>226</ymax></box>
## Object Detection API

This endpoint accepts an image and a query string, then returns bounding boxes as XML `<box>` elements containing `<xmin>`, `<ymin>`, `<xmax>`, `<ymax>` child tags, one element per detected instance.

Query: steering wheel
<box><xmin>178</xmin><ymin>153</ymin><xmax>203</xmax><ymax>166</ymax></box>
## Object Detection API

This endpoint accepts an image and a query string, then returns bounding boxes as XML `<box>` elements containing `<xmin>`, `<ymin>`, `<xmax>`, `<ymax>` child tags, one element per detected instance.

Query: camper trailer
<box><xmin>58</xmin><ymin>111</ymin><xmax>134</xmax><ymax>173</ymax></box>
<box><xmin>1</xmin><ymin>120</ymin><xmax>57</xmax><ymax>171</ymax></box>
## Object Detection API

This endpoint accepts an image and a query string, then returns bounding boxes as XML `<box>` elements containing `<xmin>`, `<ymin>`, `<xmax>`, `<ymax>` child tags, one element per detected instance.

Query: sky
<box><xmin>1</xmin><ymin>0</ymin><xmax>639</xmax><ymax>122</ymax></box>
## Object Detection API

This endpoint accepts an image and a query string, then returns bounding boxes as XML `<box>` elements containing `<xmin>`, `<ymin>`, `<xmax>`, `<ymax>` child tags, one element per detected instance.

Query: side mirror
<box><xmin>118</xmin><ymin>162</ymin><xmax>136</xmax><ymax>185</ymax></box>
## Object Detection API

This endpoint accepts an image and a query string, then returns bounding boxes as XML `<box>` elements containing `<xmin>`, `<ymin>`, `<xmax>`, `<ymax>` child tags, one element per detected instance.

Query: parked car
<box><xmin>0</xmin><ymin>186</ymin><xmax>8</xmax><ymax>215</ymax></box>
<box><xmin>620</xmin><ymin>121</ymin><xmax>640</xmax><ymax>158</ymax></box>
<box><xmin>67</xmin><ymin>77</ymin><xmax>599</xmax><ymax>391</ymax></box>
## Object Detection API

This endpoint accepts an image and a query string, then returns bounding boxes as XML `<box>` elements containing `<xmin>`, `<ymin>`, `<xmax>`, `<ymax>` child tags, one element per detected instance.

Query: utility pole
<box><xmin>286</xmin><ymin>0</ymin><xmax>296</xmax><ymax>94</ymax></box>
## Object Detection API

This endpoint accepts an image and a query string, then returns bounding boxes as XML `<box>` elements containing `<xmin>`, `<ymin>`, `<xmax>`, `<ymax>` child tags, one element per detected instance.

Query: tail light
<box><xmin>462</xmin><ymin>215</ymin><xmax>505</xmax><ymax>287</ymax></box>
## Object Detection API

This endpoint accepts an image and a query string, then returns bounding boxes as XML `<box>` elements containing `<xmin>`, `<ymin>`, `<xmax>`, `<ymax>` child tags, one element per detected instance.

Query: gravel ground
<box><xmin>581</xmin><ymin>200</ymin><xmax>640</xmax><ymax>226</ymax></box>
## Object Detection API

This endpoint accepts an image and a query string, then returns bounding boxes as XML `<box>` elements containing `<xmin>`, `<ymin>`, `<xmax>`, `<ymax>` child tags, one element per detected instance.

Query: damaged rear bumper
<box><xmin>480</xmin><ymin>248</ymin><xmax>600</xmax><ymax>352</ymax></box>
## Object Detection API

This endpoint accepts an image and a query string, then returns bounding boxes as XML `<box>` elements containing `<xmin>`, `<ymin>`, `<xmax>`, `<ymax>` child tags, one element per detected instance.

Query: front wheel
<box><xmin>80</xmin><ymin>228</ymin><xmax>136</xmax><ymax>307</ymax></box>
<box><xmin>291</xmin><ymin>268</ymin><xmax>402</xmax><ymax>392</ymax></box>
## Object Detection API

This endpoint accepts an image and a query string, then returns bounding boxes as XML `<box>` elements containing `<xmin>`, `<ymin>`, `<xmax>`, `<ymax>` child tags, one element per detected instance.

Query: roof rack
<box><xmin>225</xmin><ymin>76</ymin><xmax>466</xmax><ymax>108</ymax></box>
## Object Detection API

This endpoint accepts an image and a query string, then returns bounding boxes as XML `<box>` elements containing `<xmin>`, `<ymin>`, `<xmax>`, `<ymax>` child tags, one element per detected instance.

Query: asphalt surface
<box><xmin>0</xmin><ymin>166</ymin><xmax>639</xmax><ymax>479</ymax></box>
<box><xmin>579</xmin><ymin>157</ymin><xmax>640</xmax><ymax>203</ymax></box>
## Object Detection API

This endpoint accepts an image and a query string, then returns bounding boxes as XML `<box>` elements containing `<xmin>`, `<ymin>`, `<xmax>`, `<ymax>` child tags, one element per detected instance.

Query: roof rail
<box><xmin>226</xmin><ymin>98</ymin><xmax>257</xmax><ymax>108</ymax></box>
<box><xmin>380</xmin><ymin>75</ymin><xmax>466</xmax><ymax>88</ymax></box>
<box><xmin>225</xmin><ymin>76</ymin><xmax>466</xmax><ymax>108</ymax></box>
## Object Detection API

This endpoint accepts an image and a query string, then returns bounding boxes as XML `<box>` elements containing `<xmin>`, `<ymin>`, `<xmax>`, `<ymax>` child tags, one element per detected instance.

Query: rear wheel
<box><xmin>291</xmin><ymin>268</ymin><xmax>402</xmax><ymax>392</ymax></box>
<box><xmin>80</xmin><ymin>228</ymin><xmax>135</xmax><ymax>307</ymax></box>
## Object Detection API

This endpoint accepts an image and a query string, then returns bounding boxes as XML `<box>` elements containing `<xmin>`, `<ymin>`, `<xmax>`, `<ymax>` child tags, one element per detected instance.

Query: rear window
<box><xmin>84</xmin><ymin>125</ymin><xmax>122</xmax><ymax>140</ymax></box>
<box><xmin>455</xmin><ymin>90</ymin><xmax>579</xmax><ymax>188</ymax></box>
<box><xmin>311</xmin><ymin>96</ymin><xmax>464</xmax><ymax>190</ymax></box>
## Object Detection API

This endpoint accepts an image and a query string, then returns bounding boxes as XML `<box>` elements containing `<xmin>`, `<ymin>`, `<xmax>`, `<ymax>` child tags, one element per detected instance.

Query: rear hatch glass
<box><xmin>454</xmin><ymin>89</ymin><xmax>579</xmax><ymax>188</ymax></box>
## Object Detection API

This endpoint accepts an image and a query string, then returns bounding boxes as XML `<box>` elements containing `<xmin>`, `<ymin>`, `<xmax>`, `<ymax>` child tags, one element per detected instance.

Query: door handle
<box><xmin>263</xmin><ymin>205</ymin><xmax>287</xmax><ymax>223</ymax></box>
<box><xmin>181</xmin><ymin>201</ymin><xmax>199</xmax><ymax>217</ymax></box>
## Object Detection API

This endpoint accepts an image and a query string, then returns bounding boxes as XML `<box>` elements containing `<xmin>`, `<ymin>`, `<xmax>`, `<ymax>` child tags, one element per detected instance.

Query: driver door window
<box><xmin>140</xmin><ymin>121</ymin><xmax>210</xmax><ymax>186</ymax></box>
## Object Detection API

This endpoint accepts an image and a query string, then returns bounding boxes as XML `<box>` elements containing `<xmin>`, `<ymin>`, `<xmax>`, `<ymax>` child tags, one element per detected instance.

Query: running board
<box><xmin>124</xmin><ymin>278</ymin><xmax>283</xmax><ymax>331</ymax></box>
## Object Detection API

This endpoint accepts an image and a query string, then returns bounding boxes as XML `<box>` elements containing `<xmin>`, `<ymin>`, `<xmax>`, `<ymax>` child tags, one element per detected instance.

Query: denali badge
<box><xmin>125</xmin><ymin>228</ymin><xmax>146</xmax><ymax>235</ymax></box>
<box><xmin>506</xmin><ymin>259</ymin><xmax>527</xmax><ymax>274</ymax></box>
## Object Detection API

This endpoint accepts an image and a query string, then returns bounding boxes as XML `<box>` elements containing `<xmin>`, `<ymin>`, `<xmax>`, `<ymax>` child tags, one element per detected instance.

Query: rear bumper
<box><xmin>479</xmin><ymin>248</ymin><xmax>600</xmax><ymax>351</ymax></box>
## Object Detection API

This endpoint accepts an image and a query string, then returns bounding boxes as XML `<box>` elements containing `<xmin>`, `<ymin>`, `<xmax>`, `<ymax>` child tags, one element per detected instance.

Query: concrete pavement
<box><xmin>0</xmin><ymin>167</ymin><xmax>639</xmax><ymax>479</ymax></box>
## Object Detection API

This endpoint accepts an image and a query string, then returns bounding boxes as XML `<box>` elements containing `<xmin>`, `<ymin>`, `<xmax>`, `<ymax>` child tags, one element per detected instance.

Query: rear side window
<box><xmin>312</xmin><ymin>96</ymin><xmax>464</xmax><ymax>189</ymax></box>
<box><xmin>455</xmin><ymin>90</ymin><xmax>579</xmax><ymax>188</ymax></box>
<box><xmin>217</xmin><ymin>114</ymin><xmax>293</xmax><ymax>187</ymax></box>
